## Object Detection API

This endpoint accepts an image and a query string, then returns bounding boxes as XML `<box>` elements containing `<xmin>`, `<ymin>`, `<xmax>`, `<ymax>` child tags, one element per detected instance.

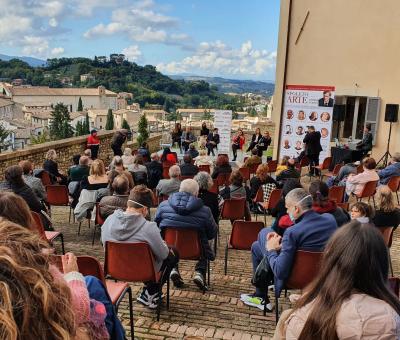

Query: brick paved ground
<box><xmin>49</xmin><ymin>184</ymin><xmax>400</xmax><ymax>340</ymax></box>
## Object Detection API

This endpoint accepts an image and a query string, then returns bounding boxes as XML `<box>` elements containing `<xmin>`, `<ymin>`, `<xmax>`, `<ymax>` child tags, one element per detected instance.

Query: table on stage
<box><xmin>329</xmin><ymin>147</ymin><xmax>363</xmax><ymax>170</ymax></box>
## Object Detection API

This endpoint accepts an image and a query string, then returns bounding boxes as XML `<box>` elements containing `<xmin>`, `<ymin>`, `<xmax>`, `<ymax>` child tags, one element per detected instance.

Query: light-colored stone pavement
<box><xmin>50</xmin><ymin>194</ymin><xmax>400</xmax><ymax>340</ymax></box>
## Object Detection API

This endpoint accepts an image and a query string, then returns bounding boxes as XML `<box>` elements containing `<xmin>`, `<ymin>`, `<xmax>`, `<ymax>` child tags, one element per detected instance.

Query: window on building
<box><xmin>99</xmin><ymin>118</ymin><xmax>102</xmax><ymax>122</ymax></box>
<box><xmin>333</xmin><ymin>96</ymin><xmax>381</xmax><ymax>145</ymax></box>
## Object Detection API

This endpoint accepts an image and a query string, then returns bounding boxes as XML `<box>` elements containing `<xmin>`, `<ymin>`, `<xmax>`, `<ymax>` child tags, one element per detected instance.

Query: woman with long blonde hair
<box><xmin>372</xmin><ymin>185</ymin><xmax>400</xmax><ymax>228</ymax></box>
<box><xmin>43</xmin><ymin>149</ymin><xmax>68</xmax><ymax>184</ymax></box>
<box><xmin>81</xmin><ymin>159</ymin><xmax>109</xmax><ymax>190</ymax></box>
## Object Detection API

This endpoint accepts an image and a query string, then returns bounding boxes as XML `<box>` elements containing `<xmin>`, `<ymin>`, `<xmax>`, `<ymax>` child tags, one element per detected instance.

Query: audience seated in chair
<box><xmin>180</xmin><ymin>154</ymin><xmax>199</xmax><ymax>177</ymax></box>
<box><xmin>137</xmin><ymin>142</ymin><xmax>151</xmax><ymax>160</ymax></box>
<box><xmin>345</xmin><ymin>157</ymin><xmax>379</xmax><ymax>199</ymax></box>
<box><xmin>101</xmin><ymin>185</ymin><xmax>179</xmax><ymax>309</ymax></box>
<box><xmin>146</xmin><ymin>153</ymin><xmax>163</xmax><ymax>189</ymax></box>
<box><xmin>249</xmin><ymin>164</ymin><xmax>278</xmax><ymax>212</ymax></box>
<box><xmin>243</xmin><ymin>149</ymin><xmax>262</xmax><ymax>169</ymax></box>
<box><xmin>156</xmin><ymin>165</ymin><xmax>181</xmax><ymax>197</ymax></box>
<box><xmin>194</xmin><ymin>171</ymin><xmax>219</xmax><ymax>224</ymax></box>
<box><xmin>372</xmin><ymin>185</ymin><xmax>400</xmax><ymax>229</ymax></box>
<box><xmin>121</xmin><ymin>147</ymin><xmax>135</xmax><ymax>167</ymax></box>
<box><xmin>276</xmin><ymin>158</ymin><xmax>300</xmax><ymax>184</ymax></box>
<box><xmin>99</xmin><ymin>175</ymin><xmax>130</xmax><ymax>219</ymax></box>
<box><xmin>211</xmin><ymin>155</ymin><xmax>232</xmax><ymax>180</ymax></box>
<box><xmin>350</xmin><ymin>201</ymin><xmax>374</xmax><ymax>224</ymax></box>
<box><xmin>110</xmin><ymin>156</ymin><xmax>134</xmax><ymax>190</ymax></box>
<box><xmin>19</xmin><ymin>160</ymin><xmax>47</xmax><ymax>201</ymax></box>
<box><xmin>43</xmin><ymin>149</ymin><xmax>68</xmax><ymax>185</ymax></box>
<box><xmin>194</xmin><ymin>149</ymin><xmax>214</xmax><ymax>169</ymax></box>
<box><xmin>326</xmin><ymin>156</ymin><xmax>358</xmax><ymax>188</ymax></box>
<box><xmin>275</xmin><ymin>156</ymin><xmax>290</xmax><ymax>176</ymax></box>
<box><xmin>273</xmin><ymin>221</ymin><xmax>400</xmax><ymax>339</ymax></box>
<box><xmin>155</xmin><ymin>179</ymin><xmax>217</xmax><ymax>291</ymax></box>
<box><xmin>241</xmin><ymin>189</ymin><xmax>337</xmax><ymax>312</ymax></box>
<box><xmin>187</xmin><ymin>143</ymin><xmax>199</xmax><ymax>159</ymax></box>
<box><xmin>378</xmin><ymin>152</ymin><xmax>400</xmax><ymax>185</ymax></box>
<box><xmin>309</xmin><ymin>180</ymin><xmax>350</xmax><ymax>227</ymax></box>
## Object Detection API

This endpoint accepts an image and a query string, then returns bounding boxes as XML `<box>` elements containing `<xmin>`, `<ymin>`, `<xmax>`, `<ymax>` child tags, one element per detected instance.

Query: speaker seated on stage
<box><xmin>356</xmin><ymin>124</ymin><xmax>373</xmax><ymax>156</ymax></box>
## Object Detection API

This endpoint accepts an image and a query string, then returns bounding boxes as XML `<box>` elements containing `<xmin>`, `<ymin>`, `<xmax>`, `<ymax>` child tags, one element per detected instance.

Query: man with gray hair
<box><xmin>241</xmin><ymin>188</ymin><xmax>337</xmax><ymax>312</ymax></box>
<box><xmin>155</xmin><ymin>179</ymin><xmax>217</xmax><ymax>291</ymax></box>
<box><xmin>378</xmin><ymin>152</ymin><xmax>400</xmax><ymax>185</ymax></box>
<box><xmin>156</xmin><ymin>165</ymin><xmax>181</xmax><ymax>197</ymax></box>
<box><xmin>146</xmin><ymin>152</ymin><xmax>163</xmax><ymax>189</ymax></box>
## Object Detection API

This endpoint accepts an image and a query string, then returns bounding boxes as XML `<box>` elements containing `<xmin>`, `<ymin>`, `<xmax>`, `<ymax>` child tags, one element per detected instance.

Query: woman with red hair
<box><xmin>231</xmin><ymin>129</ymin><xmax>246</xmax><ymax>161</ymax></box>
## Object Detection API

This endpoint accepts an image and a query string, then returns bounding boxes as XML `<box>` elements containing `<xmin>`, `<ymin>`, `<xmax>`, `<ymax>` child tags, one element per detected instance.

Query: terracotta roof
<box><xmin>70</xmin><ymin>111</ymin><xmax>86</xmax><ymax>119</ymax></box>
<box><xmin>30</xmin><ymin>111</ymin><xmax>52</xmax><ymax>119</ymax></box>
<box><xmin>142</xmin><ymin>110</ymin><xmax>167</xmax><ymax>114</ymax></box>
<box><xmin>10</xmin><ymin>86</ymin><xmax>116</xmax><ymax>97</ymax></box>
<box><xmin>176</xmin><ymin>108</ymin><xmax>215</xmax><ymax>113</ymax></box>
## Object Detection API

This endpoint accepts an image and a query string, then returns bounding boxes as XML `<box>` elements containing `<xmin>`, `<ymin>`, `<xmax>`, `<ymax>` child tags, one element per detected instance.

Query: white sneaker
<box><xmin>240</xmin><ymin>293</ymin><xmax>273</xmax><ymax>312</ymax></box>
<box><xmin>137</xmin><ymin>288</ymin><xmax>159</xmax><ymax>309</ymax></box>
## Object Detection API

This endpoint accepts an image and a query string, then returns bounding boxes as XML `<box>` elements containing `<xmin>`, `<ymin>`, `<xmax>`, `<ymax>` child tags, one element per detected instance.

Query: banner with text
<box><xmin>213</xmin><ymin>110</ymin><xmax>233</xmax><ymax>154</ymax></box>
<box><xmin>279</xmin><ymin>85</ymin><xmax>335</xmax><ymax>163</ymax></box>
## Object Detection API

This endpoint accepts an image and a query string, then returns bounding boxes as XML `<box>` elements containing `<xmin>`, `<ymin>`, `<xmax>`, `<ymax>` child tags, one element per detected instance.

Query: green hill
<box><xmin>0</xmin><ymin>57</ymin><xmax>244</xmax><ymax>113</ymax></box>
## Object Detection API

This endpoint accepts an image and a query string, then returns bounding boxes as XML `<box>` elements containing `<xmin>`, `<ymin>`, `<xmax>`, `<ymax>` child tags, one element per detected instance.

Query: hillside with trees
<box><xmin>0</xmin><ymin>58</ymin><xmax>245</xmax><ymax>113</ymax></box>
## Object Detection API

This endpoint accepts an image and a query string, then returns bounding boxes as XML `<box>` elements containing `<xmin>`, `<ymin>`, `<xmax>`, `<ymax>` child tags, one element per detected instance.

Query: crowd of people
<box><xmin>0</xmin><ymin>120</ymin><xmax>400</xmax><ymax>339</ymax></box>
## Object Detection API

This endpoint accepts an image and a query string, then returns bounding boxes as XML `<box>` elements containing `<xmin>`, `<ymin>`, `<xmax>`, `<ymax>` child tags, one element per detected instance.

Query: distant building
<box><xmin>142</xmin><ymin>109</ymin><xmax>167</xmax><ymax>122</ymax></box>
<box><xmin>87</xmin><ymin>109</ymin><xmax>109</xmax><ymax>130</ymax></box>
<box><xmin>0</xmin><ymin>98</ymin><xmax>23</xmax><ymax>120</ymax></box>
<box><xmin>80</xmin><ymin>73</ymin><xmax>95</xmax><ymax>82</ymax></box>
<box><xmin>116</xmin><ymin>92</ymin><xmax>132</xmax><ymax>110</ymax></box>
<box><xmin>97</xmin><ymin>56</ymin><xmax>107</xmax><ymax>63</ymax></box>
<box><xmin>176</xmin><ymin>108</ymin><xmax>216</xmax><ymax>121</ymax></box>
<box><xmin>0</xmin><ymin>83</ymin><xmax>117</xmax><ymax>112</ymax></box>
<box><xmin>114</xmin><ymin>109</ymin><xmax>141</xmax><ymax>130</ymax></box>
<box><xmin>110</xmin><ymin>54</ymin><xmax>125</xmax><ymax>64</ymax></box>
<box><xmin>127</xmin><ymin>103</ymin><xmax>140</xmax><ymax>111</ymax></box>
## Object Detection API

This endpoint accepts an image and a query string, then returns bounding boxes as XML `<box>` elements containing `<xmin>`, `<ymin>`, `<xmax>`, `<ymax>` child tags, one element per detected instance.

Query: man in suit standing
<box><xmin>357</xmin><ymin>124</ymin><xmax>373</xmax><ymax>157</ymax></box>
<box><xmin>206</xmin><ymin>128</ymin><xmax>220</xmax><ymax>156</ymax></box>
<box><xmin>303</xmin><ymin>126</ymin><xmax>323</xmax><ymax>176</ymax></box>
<box><xmin>318</xmin><ymin>90</ymin><xmax>334</xmax><ymax>107</ymax></box>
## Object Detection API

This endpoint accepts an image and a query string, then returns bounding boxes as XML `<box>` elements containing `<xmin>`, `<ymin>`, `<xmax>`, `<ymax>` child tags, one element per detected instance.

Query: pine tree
<box><xmin>0</xmin><ymin>123</ymin><xmax>10</xmax><ymax>151</ymax></box>
<box><xmin>121</xmin><ymin>118</ymin><xmax>131</xmax><ymax>132</ymax></box>
<box><xmin>75</xmin><ymin>121</ymin><xmax>83</xmax><ymax>136</ymax></box>
<box><xmin>49</xmin><ymin>103</ymin><xmax>74</xmax><ymax>140</ymax></box>
<box><xmin>202</xmin><ymin>109</ymin><xmax>212</xmax><ymax>120</ymax></box>
<box><xmin>105</xmin><ymin>109</ymin><xmax>114</xmax><ymax>130</ymax></box>
<box><xmin>84</xmin><ymin>113</ymin><xmax>90</xmax><ymax>134</ymax></box>
<box><xmin>137</xmin><ymin>114</ymin><xmax>149</xmax><ymax>146</ymax></box>
<box><xmin>77</xmin><ymin>97</ymin><xmax>83</xmax><ymax>111</ymax></box>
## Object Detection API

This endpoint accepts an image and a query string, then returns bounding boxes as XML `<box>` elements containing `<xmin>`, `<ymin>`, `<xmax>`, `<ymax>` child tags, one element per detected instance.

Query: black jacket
<box><xmin>303</xmin><ymin>131</ymin><xmax>322</xmax><ymax>155</ymax></box>
<box><xmin>200</xmin><ymin>127</ymin><xmax>210</xmax><ymax>136</ymax></box>
<box><xmin>111</xmin><ymin>131</ymin><xmax>127</xmax><ymax>148</ymax></box>
<box><xmin>207</xmin><ymin>133</ymin><xmax>220</xmax><ymax>145</ymax></box>
<box><xmin>318</xmin><ymin>98</ymin><xmax>334</xmax><ymax>107</ymax></box>
<box><xmin>372</xmin><ymin>209</ymin><xmax>400</xmax><ymax>229</ymax></box>
<box><xmin>251</xmin><ymin>133</ymin><xmax>262</xmax><ymax>144</ymax></box>
<box><xmin>276</xmin><ymin>167</ymin><xmax>300</xmax><ymax>182</ymax></box>
<box><xmin>43</xmin><ymin>159</ymin><xmax>62</xmax><ymax>179</ymax></box>
<box><xmin>257</xmin><ymin>136</ymin><xmax>271</xmax><ymax>151</ymax></box>
<box><xmin>146</xmin><ymin>160</ymin><xmax>163</xmax><ymax>189</ymax></box>
<box><xmin>5</xmin><ymin>183</ymin><xmax>44</xmax><ymax>213</ymax></box>
<box><xmin>211</xmin><ymin>164</ymin><xmax>232</xmax><ymax>179</ymax></box>
<box><xmin>198</xmin><ymin>189</ymin><xmax>219</xmax><ymax>224</ymax></box>
<box><xmin>357</xmin><ymin>132</ymin><xmax>373</xmax><ymax>153</ymax></box>
<box><xmin>180</xmin><ymin>163</ymin><xmax>199</xmax><ymax>176</ymax></box>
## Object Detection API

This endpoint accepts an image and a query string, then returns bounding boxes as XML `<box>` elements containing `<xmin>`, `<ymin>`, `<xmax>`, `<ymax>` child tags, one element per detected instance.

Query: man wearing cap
<box><xmin>240</xmin><ymin>188</ymin><xmax>337</xmax><ymax>312</ymax></box>
<box><xmin>101</xmin><ymin>185</ymin><xmax>179</xmax><ymax>309</ymax></box>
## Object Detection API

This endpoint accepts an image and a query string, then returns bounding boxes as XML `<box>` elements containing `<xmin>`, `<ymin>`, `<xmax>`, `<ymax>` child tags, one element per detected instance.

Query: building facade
<box><xmin>0</xmin><ymin>84</ymin><xmax>118</xmax><ymax>113</ymax></box>
<box><xmin>273</xmin><ymin>0</ymin><xmax>400</xmax><ymax>160</ymax></box>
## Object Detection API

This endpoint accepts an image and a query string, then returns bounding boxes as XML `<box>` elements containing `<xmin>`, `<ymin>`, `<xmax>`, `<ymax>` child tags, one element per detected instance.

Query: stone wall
<box><xmin>0</xmin><ymin>131</ymin><xmax>162</xmax><ymax>180</ymax></box>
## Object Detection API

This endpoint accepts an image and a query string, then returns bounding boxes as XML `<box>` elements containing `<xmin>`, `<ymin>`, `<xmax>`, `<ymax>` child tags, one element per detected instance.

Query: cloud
<box><xmin>84</xmin><ymin>0</ymin><xmax>191</xmax><ymax>47</ymax></box>
<box><xmin>51</xmin><ymin>47</ymin><xmax>65</xmax><ymax>56</ymax></box>
<box><xmin>157</xmin><ymin>40</ymin><xmax>276</xmax><ymax>78</ymax></box>
<box><xmin>122</xmin><ymin>45</ymin><xmax>142</xmax><ymax>61</ymax></box>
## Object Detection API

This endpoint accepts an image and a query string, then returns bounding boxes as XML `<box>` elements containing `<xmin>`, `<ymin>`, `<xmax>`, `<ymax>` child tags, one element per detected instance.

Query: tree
<box><xmin>137</xmin><ymin>114</ymin><xmax>149</xmax><ymax>146</ymax></box>
<box><xmin>202</xmin><ymin>109</ymin><xmax>212</xmax><ymax>120</ymax></box>
<box><xmin>31</xmin><ymin>130</ymin><xmax>48</xmax><ymax>144</ymax></box>
<box><xmin>121</xmin><ymin>118</ymin><xmax>131</xmax><ymax>132</ymax></box>
<box><xmin>77</xmin><ymin>97</ymin><xmax>83</xmax><ymax>111</ymax></box>
<box><xmin>105</xmin><ymin>109</ymin><xmax>114</xmax><ymax>130</ymax></box>
<box><xmin>75</xmin><ymin>121</ymin><xmax>84</xmax><ymax>136</ymax></box>
<box><xmin>248</xmin><ymin>107</ymin><xmax>257</xmax><ymax>117</ymax></box>
<box><xmin>84</xmin><ymin>113</ymin><xmax>90</xmax><ymax>134</ymax></box>
<box><xmin>49</xmin><ymin>103</ymin><xmax>74</xmax><ymax>140</ymax></box>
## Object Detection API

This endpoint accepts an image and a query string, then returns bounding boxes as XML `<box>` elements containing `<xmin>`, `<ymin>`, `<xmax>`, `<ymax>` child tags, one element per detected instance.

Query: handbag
<box><xmin>252</xmin><ymin>256</ymin><xmax>274</xmax><ymax>288</ymax></box>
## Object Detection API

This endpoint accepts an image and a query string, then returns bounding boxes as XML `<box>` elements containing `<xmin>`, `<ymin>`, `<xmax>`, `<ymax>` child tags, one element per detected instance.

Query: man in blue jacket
<box><xmin>241</xmin><ymin>188</ymin><xmax>337</xmax><ymax>312</ymax></box>
<box><xmin>155</xmin><ymin>179</ymin><xmax>217</xmax><ymax>291</ymax></box>
<box><xmin>378</xmin><ymin>153</ymin><xmax>400</xmax><ymax>185</ymax></box>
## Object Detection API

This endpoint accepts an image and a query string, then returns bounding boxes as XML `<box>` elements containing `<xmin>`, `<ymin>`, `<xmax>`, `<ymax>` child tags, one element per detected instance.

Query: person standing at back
<box><xmin>111</xmin><ymin>129</ymin><xmax>128</xmax><ymax>156</ymax></box>
<box><xmin>86</xmin><ymin>129</ymin><xmax>100</xmax><ymax>159</ymax></box>
<box><xmin>303</xmin><ymin>126</ymin><xmax>322</xmax><ymax>176</ymax></box>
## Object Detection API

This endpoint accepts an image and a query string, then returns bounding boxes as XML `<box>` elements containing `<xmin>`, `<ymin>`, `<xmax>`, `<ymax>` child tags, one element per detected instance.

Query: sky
<box><xmin>0</xmin><ymin>0</ymin><xmax>280</xmax><ymax>81</ymax></box>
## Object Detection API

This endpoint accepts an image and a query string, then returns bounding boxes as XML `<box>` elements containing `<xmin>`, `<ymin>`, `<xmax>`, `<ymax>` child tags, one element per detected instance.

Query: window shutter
<box><xmin>365</xmin><ymin>97</ymin><xmax>381</xmax><ymax>146</ymax></box>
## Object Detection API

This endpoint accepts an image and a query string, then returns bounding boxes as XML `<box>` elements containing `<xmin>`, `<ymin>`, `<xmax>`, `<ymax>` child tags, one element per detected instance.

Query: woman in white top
<box><xmin>194</xmin><ymin>149</ymin><xmax>214</xmax><ymax>169</ymax></box>
<box><xmin>121</xmin><ymin>147</ymin><xmax>135</xmax><ymax>167</ymax></box>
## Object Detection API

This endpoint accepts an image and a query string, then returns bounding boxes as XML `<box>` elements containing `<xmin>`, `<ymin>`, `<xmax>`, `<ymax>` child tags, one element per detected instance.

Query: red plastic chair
<box><xmin>328</xmin><ymin>186</ymin><xmax>345</xmax><ymax>203</ymax></box>
<box><xmin>31</xmin><ymin>211</ymin><xmax>65</xmax><ymax>254</ymax></box>
<box><xmin>40</xmin><ymin>171</ymin><xmax>53</xmax><ymax>186</ymax></box>
<box><xmin>92</xmin><ymin>202</ymin><xmax>105</xmax><ymax>246</ymax></box>
<box><xmin>220</xmin><ymin>199</ymin><xmax>246</xmax><ymax>222</ymax></box>
<box><xmin>271</xmin><ymin>250</ymin><xmax>323</xmax><ymax>322</ymax></box>
<box><xmin>323</xmin><ymin>163</ymin><xmax>342</xmax><ymax>179</ymax></box>
<box><xmin>337</xmin><ymin>202</ymin><xmax>349</xmax><ymax>211</ymax></box>
<box><xmin>216</xmin><ymin>172</ymin><xmax>231</xmax><ymax>187</ymax></box>
<box><xmin>53</xmin><ymin>254</ymin><xmax>133</xmax><ymax>339</ymax></box>
<box><xmin>315</xmin><ymin>156</ymin><xmax>332</xmax><ymax>179</ymax></box>
<box><xmin>296</xmin><ymin>157</ymin><xmax>309</xmax><ymax>171</ymax></box>
<box><xmin>267</xmin><ymin>160</ymin><xmax>278</xmax><ymax>174</ymax></box>
<box><xmin>162</xmin><ymin>165</ymin><xmax>171</xmax><ymax>179</ymax></box>
<box><xmin>163</xmin><ymin>228</ymin><xmax>210</xmax><ymax>291</ymax></box>
<box><xmin>355</xmin><ymin>180</ymin><xmax>378</xmax><ymax>208</ymax></box>
<box><xmin>387</xmin><ymin>176</ymin><xmax>400</xmax><ymax>204</ymax></box>
<box><xmin>248</xmin><ymin>162</ymin><xmax>261</xmax><ymax>176</ymax></box>
<box><xmin>378</xmin><ymin>227</ymin><xmax>395</xmax><ymax>276</ymax></box>
<box><xmin>224</xmin><ymin>220</ymin><xmax>264</xmax><ymax>274</ymax></box>
<box><xmin>260</xmin><ymin>189</ymin><xmax>283</xmax><ymax>225</ymax></box>
<box><xmin>105</xmin><ymin>241</ymin><xmax>167</xmax><ymax>333</ymax></box>
<box><xmin>238</xmin><ymin>167</ymin><xmax>250</xmax><ymax>183</ymax></box>
<box><xmin>209</xmin><ymin>181</ymin><xmax>219</xmax><ymax>194</ymax></box>
<box><xmin>253</xmin><ymin>188</ymin><xmax>264</xmax><ymax>221</ymax></box>
<box><xmin>198</xmin><ymin>165</ymin><xmax>211</xmax><ymax>173</ymax></box>
<box><xmin>45</xmin><ymin>185</ymin><xmax>73</xmax><ymax>223</ymax></box>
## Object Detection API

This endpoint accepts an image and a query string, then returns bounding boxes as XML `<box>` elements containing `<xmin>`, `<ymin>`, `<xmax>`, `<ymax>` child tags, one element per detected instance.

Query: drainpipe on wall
<box><xmin>277</xmin><ymin>0</ymin><xmax>293</xmax><ymax>161</ymax></box>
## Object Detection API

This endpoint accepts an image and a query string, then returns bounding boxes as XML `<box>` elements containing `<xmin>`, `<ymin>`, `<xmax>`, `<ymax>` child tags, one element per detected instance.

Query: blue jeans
<box><xmin>251</xmin><ymin>227</ymin><xmax>273</xmax><ymax>297</ymax></box>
